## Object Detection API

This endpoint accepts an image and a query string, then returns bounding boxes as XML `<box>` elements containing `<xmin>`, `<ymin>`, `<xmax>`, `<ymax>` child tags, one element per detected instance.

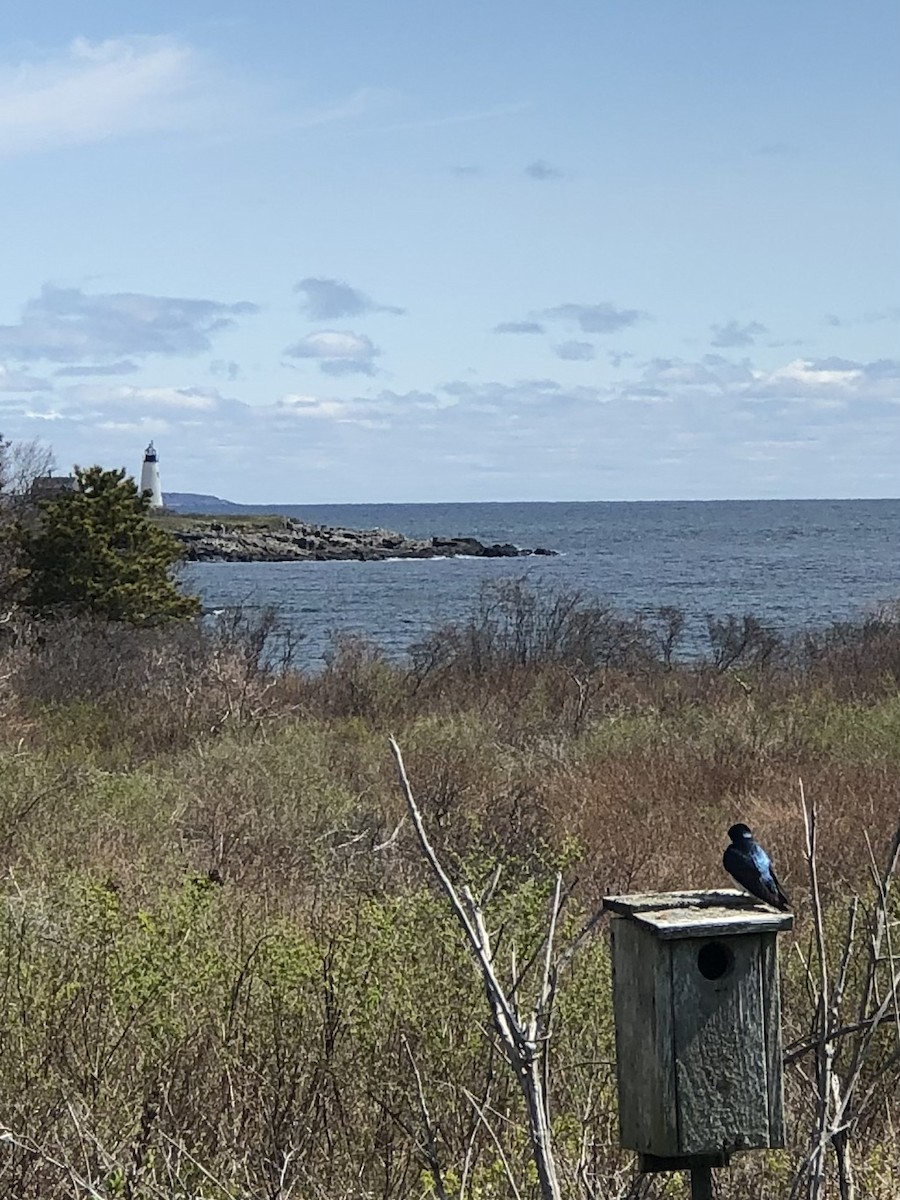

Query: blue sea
<box><xmin>181</xmin><ymin>500</ymin><xmax>900</xmax><ymax>668</ymax></box>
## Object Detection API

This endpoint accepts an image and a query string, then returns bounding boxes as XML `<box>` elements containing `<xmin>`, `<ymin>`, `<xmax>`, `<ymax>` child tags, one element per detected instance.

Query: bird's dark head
<box><xmin>727</xmin><ymin>823</ymin><xmax>753</xmax><ymax>843</ymax></box>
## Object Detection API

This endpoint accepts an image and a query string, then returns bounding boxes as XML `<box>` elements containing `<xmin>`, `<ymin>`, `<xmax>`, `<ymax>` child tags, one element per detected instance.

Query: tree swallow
<box><xmin>723</xmin><ymin>824</ymin><xmax>790</xmax><ymax>910</ymax></box>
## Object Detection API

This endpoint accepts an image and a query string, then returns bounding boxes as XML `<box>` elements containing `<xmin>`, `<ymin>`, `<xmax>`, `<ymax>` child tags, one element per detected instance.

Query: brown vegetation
<box><xmin>0</xmin><ymin>581</ymin><xmax>898</xmax><ymax>1198</ymax></box>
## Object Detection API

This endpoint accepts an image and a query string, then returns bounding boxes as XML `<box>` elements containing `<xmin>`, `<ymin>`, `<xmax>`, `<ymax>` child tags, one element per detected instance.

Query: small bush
<box><xmin>12</xmin><ymin>465</ymin><xmax>200</xmax><ymax>624</ymax></box>
<box><xmin>410</xmin><ymin>576</ymin><xmax>657</xmax><ymax>677</ymax></box>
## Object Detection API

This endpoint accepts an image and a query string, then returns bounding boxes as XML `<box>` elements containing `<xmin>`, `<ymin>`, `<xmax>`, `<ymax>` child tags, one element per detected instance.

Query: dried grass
<box><xmin>0</xmin><ymin>588</ymin><xmax>897</xmax><ymax>1197</ymax></box>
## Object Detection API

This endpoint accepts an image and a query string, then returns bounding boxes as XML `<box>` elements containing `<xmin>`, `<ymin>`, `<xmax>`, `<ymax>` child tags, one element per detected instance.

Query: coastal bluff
<box><xmin>168</xmin><ymin>515</ymin><xmax>557</xmax><ymax>563</ymax></box>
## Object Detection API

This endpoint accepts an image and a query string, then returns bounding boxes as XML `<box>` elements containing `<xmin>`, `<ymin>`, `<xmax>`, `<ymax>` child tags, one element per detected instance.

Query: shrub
<box><xmin>410</xmin><ymin>576</ymin><xmax>657</xmax><ymax>678</ymax></box>
<box><xmin>12</xmin><ymin>465</ymin><xmax>200</xmax><ymax>625</ymax></box>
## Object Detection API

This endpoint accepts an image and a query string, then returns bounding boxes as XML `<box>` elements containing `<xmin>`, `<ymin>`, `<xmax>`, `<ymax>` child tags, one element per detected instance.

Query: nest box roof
<box><xmin>603</xmin><ymin>889</ymin><xmax>793</xmax><ymax>939</ymax></box>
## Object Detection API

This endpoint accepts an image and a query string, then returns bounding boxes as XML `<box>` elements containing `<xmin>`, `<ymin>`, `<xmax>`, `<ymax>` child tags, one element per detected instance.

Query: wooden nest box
<box><xmin>602</xmin><ymin>889</ymin><xmax>792</xmax><ymax>1171</ymax></box>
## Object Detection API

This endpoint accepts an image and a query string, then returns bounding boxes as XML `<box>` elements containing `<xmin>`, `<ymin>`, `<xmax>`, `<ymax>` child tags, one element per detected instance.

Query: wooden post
<box><xmin>690</xmin><ymin>1163</ymin><xmax>714</xmax><ymax>1200</ymax></box>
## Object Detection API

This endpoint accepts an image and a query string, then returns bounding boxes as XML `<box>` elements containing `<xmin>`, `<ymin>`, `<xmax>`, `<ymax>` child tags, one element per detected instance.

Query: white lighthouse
<box><xmin>140</xmin><ymin>441</ymin><xmax>164</xmax><ymax>509</ymax></box>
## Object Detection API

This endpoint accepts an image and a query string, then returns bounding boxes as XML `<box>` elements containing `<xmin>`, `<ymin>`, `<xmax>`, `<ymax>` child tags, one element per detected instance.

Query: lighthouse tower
<box><xmin>140</xmin><ymin>441</ymin><xmax>164</xmax><ymax>509</ymax></box>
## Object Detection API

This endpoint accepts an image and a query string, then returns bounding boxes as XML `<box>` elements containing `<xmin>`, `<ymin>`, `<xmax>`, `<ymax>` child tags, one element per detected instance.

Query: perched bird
<box><xmin>723</xmin><ymin>823</ymin><xmax>790</xmax><ymax>910</ymax></box>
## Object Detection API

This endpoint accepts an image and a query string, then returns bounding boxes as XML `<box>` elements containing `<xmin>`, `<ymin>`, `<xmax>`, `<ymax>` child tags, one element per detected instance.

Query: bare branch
<box><xmin>403</xmin><ymin>1035</ymin><xmax>450</xmax><ymax>1200</ymax></box>
<box><xmin>373</xmin><ymin>815</ymin><xmax>406</xmax><ymax>852</ymax></box>
<box><xmin>388</xmin><ymin>736</ymin><xmax>565</xmax><ymax>1200</ymax></box>
<box><xmin>461</xmin><ymin>1089</ymin><xmax>524</xmax><ymax>1200</ymax></box>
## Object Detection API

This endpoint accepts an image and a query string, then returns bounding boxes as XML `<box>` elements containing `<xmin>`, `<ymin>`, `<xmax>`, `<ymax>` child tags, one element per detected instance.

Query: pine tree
<box><xmin>15</xmin><ymin>466</ymin><xmax>200</xmax><ymax>624</ymax></box>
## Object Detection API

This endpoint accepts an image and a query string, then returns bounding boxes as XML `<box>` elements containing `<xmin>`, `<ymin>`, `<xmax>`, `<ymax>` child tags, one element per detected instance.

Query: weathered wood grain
<box><xmin>604</xmin><ymin>889</ymin><xmax>747</xmax><ymax>914</ymax></box>
<box><xmin>635</xmin><ymin>906</ymin><xmax>792</xmax><ymax>939</ymax></box>
<box><xmin>610</xmin><ymin>917</ymin><xmax>679</xmax><ymax>1156</ymax></box>
<box><xmin>604</xmin><ymin>890</ymin><xmax>792</xmax><ymax>938</ymax></box>
<box><xmin>761</xmin><ymin>933</ymin><xmax>786</xmax><ymax>1147</ymax></box>
<box><xmin>607</xmin><ymin>891</ymin><xmax>788</xmax><ymax>1163</ymax></box>
<box><xmin>672</xmin><ymin>935</ymin><xmax>771</xmax><ymax>1154</ymax></box>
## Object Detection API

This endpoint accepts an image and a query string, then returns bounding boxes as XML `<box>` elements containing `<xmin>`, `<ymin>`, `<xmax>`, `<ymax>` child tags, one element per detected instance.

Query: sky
<box><xmin>0</xmin><ymin>1</ymin><xmax>898</xmax><ymax>503</ymax></box>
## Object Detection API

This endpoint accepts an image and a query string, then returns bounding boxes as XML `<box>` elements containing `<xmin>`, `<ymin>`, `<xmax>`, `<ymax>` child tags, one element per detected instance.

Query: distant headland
<box><xmin>157</xmin><ymin>498</ymin><xmax>557</xmax><ymax>563</ymax></box>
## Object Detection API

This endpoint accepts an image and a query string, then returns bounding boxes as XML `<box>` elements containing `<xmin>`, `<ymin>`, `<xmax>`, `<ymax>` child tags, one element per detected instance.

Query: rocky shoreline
<box><xmin>172</xmin><ymin>517</ymin><xmax>557</xmax><ymax>563</ymax></box>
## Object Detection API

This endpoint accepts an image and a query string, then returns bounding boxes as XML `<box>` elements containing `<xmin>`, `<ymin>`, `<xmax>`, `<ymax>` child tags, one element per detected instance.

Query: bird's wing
<box><xmin>750</xmin><ymin>842</ymin><xmax>774</xmax><ymax>875</ymax></box>
<box><xmin>770</xmin><ymin>867</ymin><xmax>790</xmax><ymax>908</ymax></box>
<box><xmin>751</xmin><ymin>842</ymin><xmax>790</xmax><ymax>909</ymax></box>
<box><xmin>723</xmin><ymin>846</ymin><xmax>783</xmax><ymax>907</ymax></box>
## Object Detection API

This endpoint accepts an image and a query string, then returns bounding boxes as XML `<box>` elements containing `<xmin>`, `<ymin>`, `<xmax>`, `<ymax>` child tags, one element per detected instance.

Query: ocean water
<box><xmin>180</xmin><ymin>499</ymin><xmax>900</xmax><ymax>668</ymax></box>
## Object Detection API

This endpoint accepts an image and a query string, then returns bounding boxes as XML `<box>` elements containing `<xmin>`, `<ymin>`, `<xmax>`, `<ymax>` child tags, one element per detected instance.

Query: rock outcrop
<box><xmin>173</xmin><ymin>518</ymin><xmax>556</xmax><ymax>563</ymax></box>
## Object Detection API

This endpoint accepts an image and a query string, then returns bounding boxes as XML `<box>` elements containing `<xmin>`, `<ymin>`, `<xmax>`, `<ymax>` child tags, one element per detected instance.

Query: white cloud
<box><xmin>710</xmin><ymin>319</ymin><xmax>768</xmax><ymax>348</ymax></box>
<box><xmin>643</xmin><ymin>358</ymin><xmax>718</xmax><ymax>386</ymax></box>
<box><xmin>277</xmin><ymin>394</ymin><xmax>356</xmax><ymax>419</ymax></box>
<box><xmin>210</xmin><ymin>359</ymin><xmax>242</xmax><ymax>381</ymax></box>
<box><xmin>0</xmin><ymin>37</ymin><xmax>219</xmax><ymax>156</ymax></box>
<box><xmin>284</xmin><ymin>330</ymin><xmax>380</xmax><ymax>376</ymax></box>
<box><xmin>614</xmin><ymin>354</ymin><xmax>900</xmax><ymax>412</ymax></box>
<box><xmin>493</xmin><ymin>321</ymin><xmax>544</xmax><ymax>335</ymax></box>
<box><xmin>295</xmin><ymin>277</ymin><xmax>404</xmax><ymax>319</ymax></box>
<box><xmin>97</xmin><ymin>417</ymin><xmax>172</xmax><ymax>435</ymax></box>
<box><xmin>738</xmin><ymin>358</ymin><xmax>884</xmax><ymax>406</ymax></box>
<box><xmin>762</xmin><ymin>359</ymin><xmax>861</xmax><ymax>388</ymax></box>
<box><xmin>540</xmin><ymin>302</ymin><xmax>647</xmax><ymax>334</ymax></box>
<box><xmin>7</xmin><ymin>345</ymin><xmax>899</xmax><ymax>502</ymax></box>
<box><xmin>0</xmin><ymin>364</ymin><xmax>49</xmax><ymax>392</ymax></box>
<box><xmin>439</xmin><ymin>378</ymin><xmax>607</xmax><ymax>411</ymax></box>
<box><xmin>0</xmin><ymin>285</ymin><xmax>257</xmax><ymax>363</ymax></box>
<box><xmin>554</xmin><ymin>340</ymin><xmax>595</xmax><ymax>361</ymax></box>
<box><xmin>54</xmin><ymin>361</ymin><xmax>139</xmax><ymax>378</ymax></box>
<box><xmin>22</xmin><ymin>407</ymin><xmax>67</xmax><ymax>421</ymax></box>
<box><xmin>0</xmin><ymin>38</ymin><xmax>405</xmax><ymax>158</ymax></box>
<box><xmin>15</xmin><ymin>382</ymin><xmax>244</xmax><ymax>430</ymax></box>
<box><xmin>618</xmin><ymin>384</ymin><xmax>671</xmax><ymax>405</ymax></box>
<box><xmin>88</xmin><ymin>385</ymin><xmax>223</xmax><ymax>411</ymax></box>
<box><xmin>286</xmin><ymin>331</ymin><xmax>374</xmax><ymax>358</ymax></box>
<box><xmin>274</xmin><ymin>388</ymin><xmax>441</xmax><ymax>425</ymax></box>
